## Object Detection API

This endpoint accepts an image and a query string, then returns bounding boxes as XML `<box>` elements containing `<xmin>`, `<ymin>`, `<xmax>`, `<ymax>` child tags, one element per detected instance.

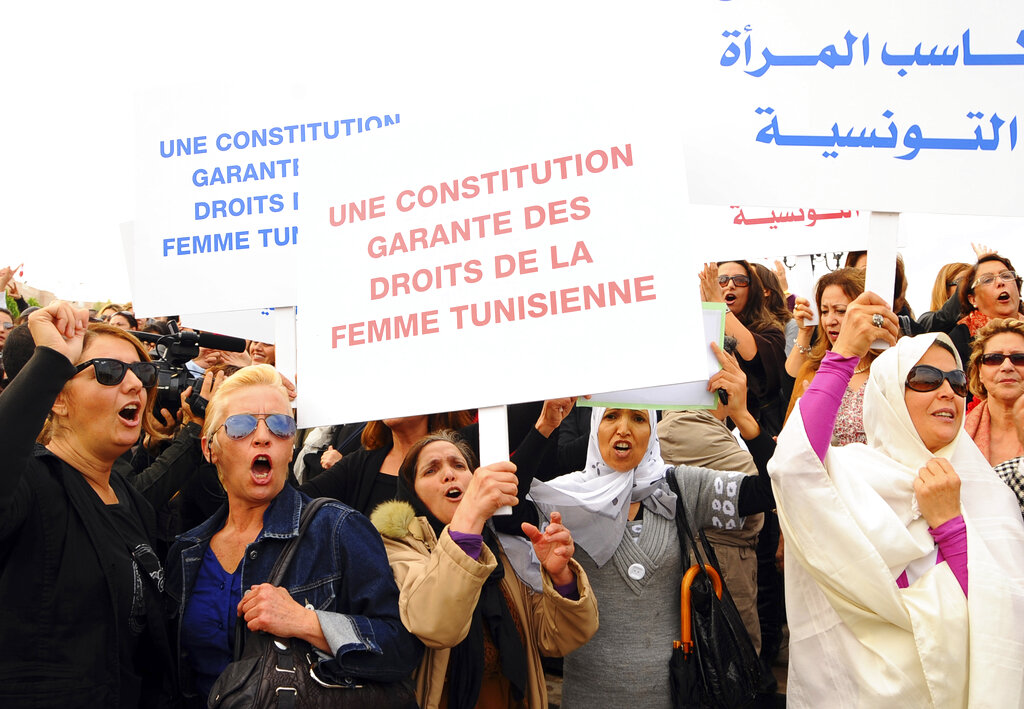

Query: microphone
<box><xmin>129</xmin><ymin>329</ymin><xmax>247</xmax><ymax>352</ymax></box>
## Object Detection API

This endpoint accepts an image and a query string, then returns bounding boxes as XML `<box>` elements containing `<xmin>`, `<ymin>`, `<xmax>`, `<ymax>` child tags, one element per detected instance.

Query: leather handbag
<box><xmin>207</xmin><ymin>498</ymin><xmax>418</xmax><ymax>709</ymax></box>
<box><xmin>666</xmin><ymin>476</ymin><xmax>761</xmax><ymax>709</ymax></box>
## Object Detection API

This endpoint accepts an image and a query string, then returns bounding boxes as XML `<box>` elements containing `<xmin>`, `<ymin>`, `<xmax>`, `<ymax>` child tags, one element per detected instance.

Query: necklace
<box><xmin>853</xmin><ymin>362</ymin><xmax>870</xmax><ymax>375</ymax></box>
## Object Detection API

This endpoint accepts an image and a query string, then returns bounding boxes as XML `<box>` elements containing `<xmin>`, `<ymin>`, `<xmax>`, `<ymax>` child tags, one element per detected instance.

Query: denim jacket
<box><xmin>165</xmin><ymin>484</ymin><xmax>421</xmax><ymax>698</ymax></box>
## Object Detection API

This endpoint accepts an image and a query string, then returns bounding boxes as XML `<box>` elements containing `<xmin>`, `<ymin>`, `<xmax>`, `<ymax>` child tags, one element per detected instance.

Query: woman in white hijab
<box><xmin>517</xmin><ymin>345</ymin><xmax>779</xmax><ymax>709</ymax></box>
<box><xmin>771</xmin><ymin>291</ymin><xmax>1024</xmax><ymax>708</ymax></box>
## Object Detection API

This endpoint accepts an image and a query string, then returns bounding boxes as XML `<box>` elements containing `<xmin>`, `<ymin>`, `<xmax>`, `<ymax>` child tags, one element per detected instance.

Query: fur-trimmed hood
<box><xmin>370</xmin><ymin>499</ymin><xmax>418</xmax><ymax>540</ymax></box>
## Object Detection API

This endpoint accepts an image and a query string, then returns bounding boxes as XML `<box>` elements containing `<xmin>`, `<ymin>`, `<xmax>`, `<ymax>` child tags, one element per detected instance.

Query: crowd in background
<box><xmin>2</xmin><ymin>242</ymin><xmax>1024</xmax><ymax>709</ymax></box>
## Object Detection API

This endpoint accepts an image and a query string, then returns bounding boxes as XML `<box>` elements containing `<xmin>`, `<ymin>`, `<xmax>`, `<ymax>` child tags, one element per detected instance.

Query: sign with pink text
<box><xmin>293</xmin><ymin>8</ymin><xmax>699</xmax><ymax>425</ymax></box>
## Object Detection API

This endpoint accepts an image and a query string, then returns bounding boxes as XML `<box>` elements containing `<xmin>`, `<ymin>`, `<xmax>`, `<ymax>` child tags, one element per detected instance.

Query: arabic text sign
<box><xmin>295</xmin><ymin>68</ymin><xmax>701</xmax><ymax>426</ymax></box>
<box><xmin>689</xmin><ymin>204</ymin><xmax>868</xmax><ymax>261</ymax></box>
<box><xmin>682</xmin><ymin>0</ymin><xmax>1024</xmax><ymax>216</ymax></box>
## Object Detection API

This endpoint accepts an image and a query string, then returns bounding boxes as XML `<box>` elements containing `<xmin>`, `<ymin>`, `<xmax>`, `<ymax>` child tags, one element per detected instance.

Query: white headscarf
<box><xmin>526</xmin><ymin>407</ymin><xmax>677</xmax><ymax>567</ymax></box>
<box><xmin>771</xmin><ymin>332</ymin><xmax>1024</xmax><ymax>707</ymax></box>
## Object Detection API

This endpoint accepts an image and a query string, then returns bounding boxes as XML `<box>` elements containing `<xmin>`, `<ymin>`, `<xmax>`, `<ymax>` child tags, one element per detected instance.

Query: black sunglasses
<box><xmin>219</xmin><ymin>413</ymin><xmax>297</xmax><ymax>440</ymax></box>
<box><xmin>980</xmin><ymin>352</ymin><xmax>1024</xmax><ymax>367</ymax></box>
<box><xmin>75</xmin><ymin>358</ymin><xmax>158</xmax><ymax>388</ymax></box>
<box><xmin>718</xmin><ymin>274</ymin><xmax>750</xmax><ymax>287</ymax></box>
<box><xmin>905</xmin><ymin>365</ymin><xmax>968</xmax><ymax>397</ymax></box>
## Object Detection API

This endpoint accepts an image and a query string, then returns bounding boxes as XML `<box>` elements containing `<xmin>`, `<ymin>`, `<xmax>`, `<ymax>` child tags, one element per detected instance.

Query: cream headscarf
<box><xmin>771</xmin><ymin>332</ymin><xmax>1024</xmax><ymax>708</ymax></box>
<box><xmin>526</xmin><ymin>407</ymin><xmax>677</xmax><ymax>567</ymax></box>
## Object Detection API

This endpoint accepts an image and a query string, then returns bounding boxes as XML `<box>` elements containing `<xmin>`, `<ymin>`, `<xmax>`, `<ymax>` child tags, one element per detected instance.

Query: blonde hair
<box><xmin>201</xmin><ymin>364</ymin><xmax>291</xmax><ymax>442</ymax></box>
<box><xmin>930</xmin><ymin>262</ymin><xmax>970</xmax><ymax>312</ymax></box>
<box><xmin>968</xmin><ymin>318</ymin><xmax>1024</xmax><ymax>398</ymax></box>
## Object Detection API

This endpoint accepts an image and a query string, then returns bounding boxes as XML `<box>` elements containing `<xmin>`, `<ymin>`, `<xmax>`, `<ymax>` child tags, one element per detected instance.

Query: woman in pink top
<box><xmin>769</xmin><ymin>292</ymin><xmax>1024</xmax><ymax>708</ymax></box>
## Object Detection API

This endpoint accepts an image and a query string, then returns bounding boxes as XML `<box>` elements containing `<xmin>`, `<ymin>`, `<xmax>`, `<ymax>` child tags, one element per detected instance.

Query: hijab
<box><xmin>776</xmin><ymin>332</ymin><xmax>1024</xmax><ymax>706</ymax></box>
<box><xmin>527</xmin><ymin>407</ymin><xmax>677</xmax><ymax>567</ymax></box>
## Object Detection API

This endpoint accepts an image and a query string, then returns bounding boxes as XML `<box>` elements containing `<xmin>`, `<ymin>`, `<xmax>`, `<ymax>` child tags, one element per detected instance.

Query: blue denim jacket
<box><xmin>166</xmin><ymin>484</ymin><xmax>421</xmax><ymax>697</ymax></box>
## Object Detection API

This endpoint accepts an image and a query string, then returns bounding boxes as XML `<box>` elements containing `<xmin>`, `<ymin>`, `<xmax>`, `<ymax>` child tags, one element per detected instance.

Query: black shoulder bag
<box><xmin>208</xmin><ymin>498</ymin><xmax>417</xmax><ymax>709</ymax></box>
<box><xmin>665</xmin><ymin>475</ymin><xmax>761</xmax><ymax>709</ymax></box>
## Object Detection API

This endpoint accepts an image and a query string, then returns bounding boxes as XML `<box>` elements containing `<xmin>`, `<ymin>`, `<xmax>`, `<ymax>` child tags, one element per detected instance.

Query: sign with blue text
<box><xmin>681</xmin><ymin>0</ymin><xmax>1024</xmax><ymax>216</ymax></box>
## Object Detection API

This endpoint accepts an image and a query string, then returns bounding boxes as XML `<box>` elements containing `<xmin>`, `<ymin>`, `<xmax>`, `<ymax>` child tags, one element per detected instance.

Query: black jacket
<box><xmin>0</xmin><ymin>347</ymin><xmax>176</xmax><ymax>708</ymax></box>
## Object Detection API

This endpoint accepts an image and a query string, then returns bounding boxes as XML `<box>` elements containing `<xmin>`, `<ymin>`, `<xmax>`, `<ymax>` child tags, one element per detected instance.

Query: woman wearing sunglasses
<box><xmin>0</xmin><ymin>302</ymin><xmax>176</xmax><ymax>707</ymax></box>
<box><xmin>770</xmin><ymin>292</ymin><xmax>1024</xmax><ymax>707</ymax></box>
<box><xmin>698</xmin><ymin>260</ymin><xmax>788</xmax><ymax>437</ymax></box>
<box><xmin>966</xmin><ymin>318</ymin><xmax>1024</xmax><ymax>467</ymax></box>
<box><xmin>165</xmin><ymin>364</ymin><xmax>420</xmax><ymax>707</ymax></box>
<box><xmin>950</xmin><ymin>253</ymin><xmax>1024</xmax><ymax>371</ymax></box>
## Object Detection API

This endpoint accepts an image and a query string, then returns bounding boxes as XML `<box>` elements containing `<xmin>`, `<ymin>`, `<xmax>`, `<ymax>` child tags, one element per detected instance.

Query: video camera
<box><xmin>130</xmin><ymin>325</ymin><xmax>247</xmax><ymax>420</ymax></box>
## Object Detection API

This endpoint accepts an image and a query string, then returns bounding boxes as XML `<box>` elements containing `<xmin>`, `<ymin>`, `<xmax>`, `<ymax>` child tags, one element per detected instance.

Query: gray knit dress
<box><xmin>559</xmin><ymin>465</ymin><xmax>746</xmax><ymax>709</ymax></box>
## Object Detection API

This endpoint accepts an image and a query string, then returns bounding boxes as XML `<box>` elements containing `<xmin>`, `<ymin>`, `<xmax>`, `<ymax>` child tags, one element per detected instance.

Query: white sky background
<box><xmin>2</xmin><ymin>2</ymin><xmax>1021</xmax><ymax>314</ymax></box>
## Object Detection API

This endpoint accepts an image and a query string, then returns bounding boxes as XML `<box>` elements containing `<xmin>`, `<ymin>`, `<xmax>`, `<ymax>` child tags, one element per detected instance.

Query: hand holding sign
<box><xmin>831</xmin><ymin>292</ymin><xmax>898</xmax><ymax>359</ymax></box>
<box><xmin>707</xmin><ymin>341</ymin><xmax>759</xmax><ymax>438</ymax></box>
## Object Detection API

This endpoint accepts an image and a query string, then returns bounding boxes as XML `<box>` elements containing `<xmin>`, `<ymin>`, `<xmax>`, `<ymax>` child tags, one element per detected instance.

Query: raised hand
<box><xmin>831</xmin><ymin>292</ymin><xmax>898</xmax><ymax>359</ymax></box>
<box><xmin>522</xmin><ymin>511</ymin><xmax>576</xmax><ymax>586</ymax></box>
<box><xmin>448</xmin><ymin>461</ymin><xmax>520</xmax><ymax>535</ymax></box>
<box><xmin>536</xmin><ymin>397</ymin><xmax>579</xmax><ymax>437</ymax></box>
<box><xmin>27</xmin><ymin>301</ymin><xmax>90</xmax><ymax>365</ymax></box>
<box><xmin>699</xmin><ymin>262</ymin><xmax>724</xmax><ymax>303</ymax></box>
<box><xmin>914</xmin><ymin>458</ymin><xmax>962</xmax><ymax>529</ymax></box>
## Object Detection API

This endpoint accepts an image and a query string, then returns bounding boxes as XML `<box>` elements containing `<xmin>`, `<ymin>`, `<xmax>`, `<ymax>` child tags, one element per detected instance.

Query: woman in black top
<box><xmin>0</xmin><ymin>302</ymin><xmax>175</xmax><ymax>708</ymax></box>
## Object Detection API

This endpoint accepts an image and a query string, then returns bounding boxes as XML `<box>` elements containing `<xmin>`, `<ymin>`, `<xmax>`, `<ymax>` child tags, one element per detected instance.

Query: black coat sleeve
<box><xmin>736</xmin><ymin>428</ymin><xmax>777</xmax><ymax>515</ymax></box>
<box><xmin>0</xmin><ymin>347</ymin><xmax>75</xmax><ymax>536</ymax></box>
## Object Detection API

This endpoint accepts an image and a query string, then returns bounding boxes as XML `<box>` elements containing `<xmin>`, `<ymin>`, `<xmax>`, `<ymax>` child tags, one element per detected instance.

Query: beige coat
<box><xmin>371</xmin><ymin>501</ymin><xmax>599</xmax><ymax>709</ymax></box>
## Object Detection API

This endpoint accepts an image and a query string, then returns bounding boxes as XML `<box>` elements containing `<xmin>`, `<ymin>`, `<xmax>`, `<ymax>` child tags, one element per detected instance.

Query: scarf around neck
<box><xmin>527</xmin><ymin>407</ymin><xmax>677</xmax><ymax>567</ymax></box>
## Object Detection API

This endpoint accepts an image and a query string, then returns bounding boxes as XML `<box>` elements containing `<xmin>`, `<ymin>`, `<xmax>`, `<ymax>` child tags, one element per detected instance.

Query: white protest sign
<box><xmin>180</xmin><ymin>308</ymin><xmax>276</xmax><ymax>345</ymax></box>
<box><xmin>582</xmin><ymin>304</ymin><xmax>726</xmax><ymax>410</ymax></box>
<box><xmin>133</xmin><ymin>84</ymin><xmax>404</xmax><ymax>315</ymax></box>
<box><xmin>293</xmin><ymin>8</ymin><xmax>702</xmax><ymax>426</ymax></box>
<box><xmin>689</xmin><ymin>205</ymin><xmax>868</xmax><ymax>262</ymax></box>
<box><xmin>134</xmin><ymin>86</ymin><xmax>302</xmax><ymax>314</ymax></box>
<box><xmin>681</xmin><ymin>1</ymin><xmax>1024</xmax><ymax>216</ymax></box>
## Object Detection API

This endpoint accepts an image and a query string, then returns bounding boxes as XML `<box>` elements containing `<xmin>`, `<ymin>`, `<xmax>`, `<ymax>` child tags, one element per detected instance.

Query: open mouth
<box><xmin>444</xmin><ymin>486</ymin><xmax>463</xmax><ymax>501</ymax></box>
<box><xmin>613</xmin><ymin>441</ymin><xmax>632</xmax><ymax>453</ymax></box>
<box><xmin>932</xmin><ymin>410</ymin><xmax>956</xmax><ymax>420</ymax></box>
<box><xmin>118</xmin><ymin>404</ymin><xmax>140</xmax><ymax>423</ymax></box>
<box><xmin>251</xmin><ymin>455</ymin><xmax>273</xmax><ymax>481</ymax></box>
<box><xmin>998</xmin><ymin>292</ymin><xmax>1012</xmax><ymax>303</ymax></box>
<box><xmin>724</xmin><ymin>294</ymin><xmax>737</xmax><ymax>304</ymax></box>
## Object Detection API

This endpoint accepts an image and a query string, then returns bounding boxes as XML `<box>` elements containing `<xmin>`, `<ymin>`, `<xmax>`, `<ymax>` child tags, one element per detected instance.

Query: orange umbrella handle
<box><xmin>674</xmin><ymin>564</ymin><xmax>722</xmax><ymax>655</ymax></box>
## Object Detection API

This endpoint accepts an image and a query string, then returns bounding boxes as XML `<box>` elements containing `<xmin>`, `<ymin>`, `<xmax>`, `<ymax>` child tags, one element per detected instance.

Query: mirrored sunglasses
<box><xmin>75</xmin><ymin>358</ymin><xmax>158</xmax><ymax>388</ymax></box>
<box><xmin>905</xmin><ymin>365</ymin><xmax>968</xmax><ymax>397</ymax></box>
<box><xmin>980</xmin><ymin>352</ymin><xmax>1024</xmax><ymax>367</ymax></box>
<box><xmin>717</xmin><ymin>274</ymin><xmax>750</xmax><ymax>287</ymax></box>
<box><xmin>219</xmin><ymin>413</ymin><xmax>297</xmax><ymax>440</ymax></box>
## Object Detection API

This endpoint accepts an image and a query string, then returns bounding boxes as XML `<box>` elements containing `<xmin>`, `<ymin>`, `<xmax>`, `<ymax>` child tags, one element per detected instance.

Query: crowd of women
<box><xmin>2</xmin><ymin>247</ymin><xmax>1024</xmax><ymax>708</ymax></box>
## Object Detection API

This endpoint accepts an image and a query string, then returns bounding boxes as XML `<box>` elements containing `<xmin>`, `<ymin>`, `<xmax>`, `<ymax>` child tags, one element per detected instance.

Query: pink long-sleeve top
<box><xmin>798</xmin><ymin>351</ymin><xmax>968</xmax><ymax>596</ymax></box>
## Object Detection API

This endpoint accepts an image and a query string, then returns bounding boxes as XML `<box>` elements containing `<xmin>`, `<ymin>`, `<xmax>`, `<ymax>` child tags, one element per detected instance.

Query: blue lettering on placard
<box><xmin>207</xmin><ymin>115</ymin><xmax>401</xmax><ymax>152</ymax></box>
<box><xmin>162</xmin><ymin>231</ymin><xmax>251</xmax><ymax>256</ymax></box>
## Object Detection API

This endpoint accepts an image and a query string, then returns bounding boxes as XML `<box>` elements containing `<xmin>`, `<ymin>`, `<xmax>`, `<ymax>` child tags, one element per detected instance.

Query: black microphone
<box><xmin>129</xmin><ymin>329</ymin><xmax>247</xmax><ymax>352</ymax></box>
<box><xmin>193</xmin><ymin>331</ymin><xmax>248</xmax><ymax>353</ymax></box>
